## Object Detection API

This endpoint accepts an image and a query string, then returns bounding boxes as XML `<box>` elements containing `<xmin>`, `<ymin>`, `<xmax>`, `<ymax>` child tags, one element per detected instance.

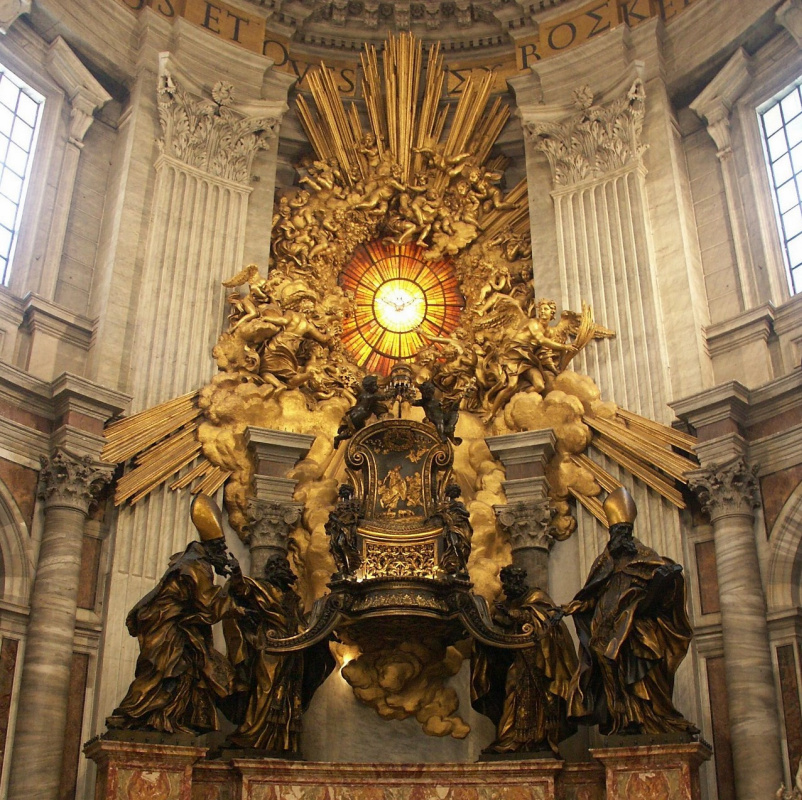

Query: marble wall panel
<box><xmin>777</xmin><ymin>644</ymin><xmax>802</xmax><ymax>779</ymax></box>
<box><xmin>761</xmin><ymin>470</ymin><xmax>802</xmax><ymax>536</ymax></box>
<box><xmin>0</xmin><ymin>637</ymin><xmax>19</xmax><ymax>780</ymax></box>
<box><xmin>58</xmin><ymin>652</ymin><xmax>89</xmax><ymax>800</ymax></box>
<box><xmin>693</xmin><ymin>541</ymin><xmax>720</xmax><ymax>615</ymax></box>
<box><xmin>704</xmin><ymin>657</ymin><xmax>735</xmax><ymax>800</ymax></box>
<box><xmin>0</xmin><ymin>457</ymin><xmax>38</xmax><ymax>532</ymax></box>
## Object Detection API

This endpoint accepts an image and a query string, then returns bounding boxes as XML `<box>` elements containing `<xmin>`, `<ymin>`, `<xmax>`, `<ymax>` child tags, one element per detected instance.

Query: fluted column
<box><xmin>689</xmin><ymin>457</ymin><xmax>784</xmax><ymax>800</ymax></box>
<box><xmin>8</xmin><ymin>449</ymin><xmax>113</xmax><ymax>800</ymax></box>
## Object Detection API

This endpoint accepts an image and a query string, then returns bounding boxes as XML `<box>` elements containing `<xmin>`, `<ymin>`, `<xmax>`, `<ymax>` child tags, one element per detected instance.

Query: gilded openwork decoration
<box><xmin>340</xmin><ymin>241</ymin><xmax>463</xmax><ymax>375</ymax></box>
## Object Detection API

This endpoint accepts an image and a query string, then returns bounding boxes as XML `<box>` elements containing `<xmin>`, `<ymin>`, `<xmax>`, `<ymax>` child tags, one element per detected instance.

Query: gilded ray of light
<box><xmin>340</xmin><ymin>242</ymin><xmax>463</xmax><ymax>375</ymax></box>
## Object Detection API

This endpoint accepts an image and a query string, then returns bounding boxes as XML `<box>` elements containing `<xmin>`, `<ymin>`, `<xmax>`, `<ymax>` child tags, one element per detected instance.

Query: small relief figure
<box><xmin>106</xmin><ymin>495</ymin><xmax>240</xmax><ymax>734</ymax></box>
<box><xmin>326</xmin><ymin>484</ymin><xmax>362</xmax><ymax>579</ymax></box>
<box><xmin>224</xmin><ymin>555</ymin><xmax>334</xmax><ymax>752</ymax></box>
<box><xmin>431</xmin><ymin>483</ymin><xmax>472</xmax><ymax>579</ymax></box>
<box><xmin>561</xmin><ymin>487</ymin><xmax>699</xmax><ymax>736</ymax></box>
<box><xmin>378</xmin><ymin>465</ymin><xmax>407</xmax><ymax>514</ymax></box>
<box><xmin>333</xmin><ymin>375</ymin><xmax>391</xmax><ymax>448</ymax></box>
<box><xmin>471</xmin><ymin>566</ymin><xmax>578</xmax><ymax>754</ymax></box>
<box><xmin>413</xmin><ymin>380</ymin><xmax>462</xmax><ymax>445</ymax></box>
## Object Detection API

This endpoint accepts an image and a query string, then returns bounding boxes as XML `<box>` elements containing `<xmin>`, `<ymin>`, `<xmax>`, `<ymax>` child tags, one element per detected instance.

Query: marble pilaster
<box><xmin>7</xmin><ymin>448</ymin><xmax>113</xmax><ymax>800</ymax></box>
<box><xmin>245</xmin><ymin>427</ymin><xmax>313</xmax><ymax>575</ymax></box>
<box><xmin>38</xmin><ymin>37</ymin><xmax>112</xmax><ymax>301</ymax></box>
<box><xmin>487</xmin><ymin>430</ymin><xmax>555</xmax><ymax>591</ymax></box>
<box><xmin>688</xmin><ymin>457</ymin><xmax>784</xmax><ymax>800</ymax></box>
<box><xmin>689</xmin><ymin>48</ymin><xmax>760</xmax><ymax>311</ymax></box>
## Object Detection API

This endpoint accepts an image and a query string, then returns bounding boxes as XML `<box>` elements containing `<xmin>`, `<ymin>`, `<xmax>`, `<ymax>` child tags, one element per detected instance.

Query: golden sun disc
<box><xmin>373</xmin><ymin>280</ymin><xmax>427</xmax><ymax>333</ymax></box>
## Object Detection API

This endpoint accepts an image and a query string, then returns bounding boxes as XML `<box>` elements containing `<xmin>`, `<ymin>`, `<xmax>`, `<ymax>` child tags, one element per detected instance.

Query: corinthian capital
<box><xmin>495</xmin><ymin>500</ymin><xmax>555</xmax><ymax>552</ymax></box>
<box><xmin>247</xmin><ymin>498</ymin><xmax>302</xmax><ymax>554</ymax></box>
<box><xmin>526</xmin><ymin>79</ymin><xmax>647</xmax><ymax>188</ymax></box>
<box><xmin>38</xmin><ymin>449</ymin><xmax>114</xmax><ymax>513</ymax></box>
<box><xmin>0</xmin><ymin>0</ymin><xmax>29</xmax><ymax>34</ymax></box>
<box><xmin>156</xmin><ymin>71</ymin><xmax>280</xmax><ymax>185</ymax></box>
<box><xmin>688</xmin><ymin>458</ymin><xmax>761</xmax><ymax>521</ymax></box>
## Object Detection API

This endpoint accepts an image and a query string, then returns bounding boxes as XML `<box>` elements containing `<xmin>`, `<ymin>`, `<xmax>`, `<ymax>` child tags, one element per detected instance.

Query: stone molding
<box><xmin>525</xmin><ymin>79</ymin><xmax>646</xmax><ymax>188</ymax></box>
<box><xmin>37</xmin><ymin>448</ymin><xmax>114</xmax><ymax>513</ymax></box>
<box><xmin>156</xmin><ymin>68</ymin><xmax>280</xmax><ymax>185</ymax></box>
<box><xmin>777</xmin><ymin>0</ymin><xmax>802</xmax><ymax>49</ymax></box>
<box><xmin>246</xmin><ymin>498</ymin><xmax>303</xmax><ymax>553</ymax></box>
<box><xmin>0</xmin><ymin>0</ymin><xmax>29</xmax><ymax>34</ymax></box>
<box><xmin>688</xmin><ymin>457</ymin><xmax>761</xmax><ymax>521</ymax></box>
<box><xmin>495</xmin><ymin>499</ymin><xmax>555</xmax><ymax>552</ymax></box>
<box><xmin>689</xmin><ymin>47</ymin><xmax>753</xmax><ymax>157</ymax></box>
<box><xmin>45</xmin><ymin>36</ymin><xmax>112</xmax><ymax>145</ymax></box>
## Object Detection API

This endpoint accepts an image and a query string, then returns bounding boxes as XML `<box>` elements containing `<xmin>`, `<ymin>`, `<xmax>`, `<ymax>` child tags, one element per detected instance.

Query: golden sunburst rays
<box><xmin>296</xmin><ymin>32</ymin><xmax>527</xmax><ymax>227</ymax></box>
<box><xmin>101</xmin><ymin>392</ymin><xmax>224</xmax><ymax>506</ymax></box>
<box><xmin>339</xmin><ymin>241</ymin><xmax>463</xmax><ymax>375</ymax></box>
<box><xmin>566</xmin><ymin>408</ymin><xmax>698</xmax><ymax>525</ymax></box>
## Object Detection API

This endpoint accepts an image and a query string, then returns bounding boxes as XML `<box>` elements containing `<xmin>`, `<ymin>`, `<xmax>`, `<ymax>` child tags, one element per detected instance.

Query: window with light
<box><xmin>0</xmin><ymin>64</ymin><xmax>43</xmax><ymax>286</ymax></box>
<box><xmin>760</xmin><ymin>81</ymin><xmax>802</xmax><ymax>295</ymax></box>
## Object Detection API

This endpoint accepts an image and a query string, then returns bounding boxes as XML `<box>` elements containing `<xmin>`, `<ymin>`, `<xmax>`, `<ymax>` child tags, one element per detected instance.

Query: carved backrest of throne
<box><xmin>345</xmin><ymin>419</ymin><xmax>453</xmax><ymax>580</ymax></box>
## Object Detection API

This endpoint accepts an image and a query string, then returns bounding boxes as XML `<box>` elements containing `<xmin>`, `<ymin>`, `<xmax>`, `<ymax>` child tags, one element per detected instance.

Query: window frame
<box><xmin>0</xmin><ymin>30</ymin><xmax>66</xmax><ymax>299</ymax></box>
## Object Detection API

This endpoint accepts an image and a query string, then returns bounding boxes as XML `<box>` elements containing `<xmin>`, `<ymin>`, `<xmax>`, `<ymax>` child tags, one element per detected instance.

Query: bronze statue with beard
<box><xmin>471</xmin><ymin>565</ymin><xmax>578</xmax><ymax>754</ymax></box>
<box><xmin>106</xmin><ymin>495</ymin><xmax>240</xmax><ymax>734</ymax></box>
<box><xmin>223</xmin><ymin>555</ymin><xmax>334</xmax><ymax>753</ymax></box>
<box><xmin>561</xmin><ymin>487</ymin><xmax>698</xmax><ymax>736</ymax></box>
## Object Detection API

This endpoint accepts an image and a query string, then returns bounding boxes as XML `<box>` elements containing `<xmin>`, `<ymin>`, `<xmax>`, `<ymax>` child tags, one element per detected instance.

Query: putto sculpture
<box><xmin>561</xmin><ymin>487</ymin><xmax>698</xmax><ymax>736</ymax></box>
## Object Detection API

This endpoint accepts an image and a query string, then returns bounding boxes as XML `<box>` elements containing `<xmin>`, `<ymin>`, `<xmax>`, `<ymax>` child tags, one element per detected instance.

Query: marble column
<box><xmin>245</xmin><ymin>427</ymin><xmax>312</xmax><ymax>576</ymax></box>
<box><xmin>487</xmin><ymin>429</ymin><xmax>556</xmax><ymax>592</ymax></box>
<box><xmin>689</xmin><ymin>457</ymin><xmax>784</xmax><ymax>800</ymax></box>
<box><xmin>7</xmin><ymin>449</ymin><xmax>113</xmax><ymax>800</ymax></box>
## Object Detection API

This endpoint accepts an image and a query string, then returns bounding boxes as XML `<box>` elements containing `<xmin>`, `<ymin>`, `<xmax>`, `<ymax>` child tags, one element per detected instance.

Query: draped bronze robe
<box><xmin>471</xmin><ymin>588</ymin><xmax>577</xmax><ymax>753</ymax></box>
<box><xmin>224</xmin><ymin>576</ymin><xmax>334</xmax><ymax>752</ymax></box>
<box><xmin>566</xmin><ymin>538</ymin><xmax>695</xmax><ymax>735</ymax></box>
<box><xmin>108</xmin><ymin>542</ymin><xmax>236</xmax><ymax>733</ymax></box>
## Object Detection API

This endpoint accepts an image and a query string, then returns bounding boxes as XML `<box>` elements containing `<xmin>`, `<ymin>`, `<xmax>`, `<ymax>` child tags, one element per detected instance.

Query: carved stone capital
<box><xmin>689</xmin><ymin>48</ymin><xmax>752</xmax><ymax>158</ymax></box>
<box><xmin>0</xmin><ymin>0</ymin><xmax>29</xmax><ymax>34</ymax></box>
<box><xmin>688</xmin><ymin>458</ymin><xmax>761</xmax><ymax>522</ymax></box>
<box><xmin>246</xmin><ymin>498</ymin><xmax>303</xmax><ymax>555</ymax></box>
<box><xmin>46</xmin><ymin>37</ymin><xmax>112</xmax><ymax>145</ymax></box>
<box><xmin>157</xmin><ymin>70</ymin><xmax>280</xmax><ymax>185</ymax></box>
<box><xmin>526</xmin><ymin>79</ymin><xmax>646</xmax><ymax>188</ymax></box>
<box><xmin>495</xmin><ymin>500</ymin><xmax>555</xmax><ymax>552</ymax></box>
<box><xmin>38</xmin><ymin>449</ymin><xmax>114</xmax><ymax>513</ymax></box>
<box><xmin>778</xmin><ymin>0</ymin><xmax>802</xmax><ymax>49</ymax></box>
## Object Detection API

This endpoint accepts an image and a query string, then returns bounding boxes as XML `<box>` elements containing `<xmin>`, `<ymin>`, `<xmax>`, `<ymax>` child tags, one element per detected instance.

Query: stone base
<box><xmin>84</xmin><ymin>739</ymin><xmax>710</xmax><ymax>800</ymax></box>
<box><xmin>84</xmin><ymin>737</ymin><xmax>207</xmax><ymax>800</ymax></box>
<box><xmin>591</xmin><ymin>742</ymin><xmax>713</xmax><ymax>800</ymax></box>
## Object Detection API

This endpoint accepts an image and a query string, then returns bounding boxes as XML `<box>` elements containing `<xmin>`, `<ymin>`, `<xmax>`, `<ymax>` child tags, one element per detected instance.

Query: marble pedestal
<box><xmin>194</xmin><ymin>758</ymin><xmax>565</xmax><ymax>800</ymax></box>
<box><xmin>591</xmin><ymin>743</ymin><xmax>712</xmax><ymax>800</ymax></box>
<box><xmin>84</xmin><ymin>739</ymin><xmax>208</xmax><ymax>800</ymax></box>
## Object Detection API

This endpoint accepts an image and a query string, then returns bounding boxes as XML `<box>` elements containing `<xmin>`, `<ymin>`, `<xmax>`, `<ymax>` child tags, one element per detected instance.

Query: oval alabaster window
<box><xmin>339</xmin><ymin>241</ymin><xmax>464</xmax><ymax>375</ymax></box>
